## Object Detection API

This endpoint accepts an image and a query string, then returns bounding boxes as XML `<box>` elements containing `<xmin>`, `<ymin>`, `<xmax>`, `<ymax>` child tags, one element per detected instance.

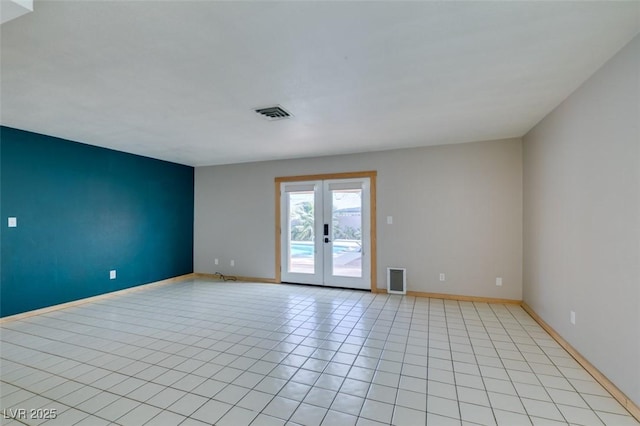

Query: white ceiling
<box><xmin>0</xmin><ymin>0</ymin><xmax>33</xmax><ymax>25</ymax></box>
<box><xmin>1</xmin><ymin>1</ymin><xmax>639</xmax><ymax>166</ymax></box>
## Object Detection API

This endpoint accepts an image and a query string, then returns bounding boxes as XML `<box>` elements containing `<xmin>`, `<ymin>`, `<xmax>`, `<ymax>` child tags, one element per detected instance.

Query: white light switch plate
<box><xmin>387</xmin><ymin>216</ymin><xmax>393</xmax><ymax>224</ymax></box>
<box><xmin>8</xmin><ymin>217</ymin><xmax>17</xmax><ymax>227</ymax></box>
<box><xmin>110</xmin><ymin>270</ymin><xmax>116</xmax><ymax>280</ymax></box>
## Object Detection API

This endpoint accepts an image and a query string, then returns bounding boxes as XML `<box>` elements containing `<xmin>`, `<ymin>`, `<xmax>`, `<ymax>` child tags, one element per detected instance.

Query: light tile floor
<box><xmin>1</xmin><ymin>279</ymin><xmax>637</xmax><ymax>426</ymax></box>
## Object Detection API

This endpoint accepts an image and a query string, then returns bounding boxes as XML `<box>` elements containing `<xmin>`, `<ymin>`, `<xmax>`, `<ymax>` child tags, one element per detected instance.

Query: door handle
<box><xmin>324</xmin><ymin>224</ymin><xmax>329</xmax><ymax>236</ymax></box>
<box><xmin>324</xmin><ymin>237</ymin><xmax>331</xmax><ymax>243</ymax></box>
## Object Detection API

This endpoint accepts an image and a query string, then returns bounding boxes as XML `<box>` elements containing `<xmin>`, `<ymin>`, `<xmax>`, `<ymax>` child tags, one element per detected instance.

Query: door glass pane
<box><xmin>331</xmin><ymin>189</ymin><xmax>362</xmax><ymax>277</ymax></box>
<box><xmin>288</xmin><ymin>191</ymin><xmax>315</xmax><ymax>274</ymax></box>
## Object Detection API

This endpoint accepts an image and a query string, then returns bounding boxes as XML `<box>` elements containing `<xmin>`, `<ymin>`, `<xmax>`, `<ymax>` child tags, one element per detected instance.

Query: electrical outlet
<box><xmin>496</xmin><ymin>277</ymin><xmax>503</xmax><ymax>286</ymax></box>
<box><xmin>570</xmin><ymin>311</ymin><xmax>576</xmax><ymax>325</ymax></box>
<box><xmin>214</xmin><ymin>258</ymin><xmax>219</xmax><ymax>265</ymax></box>
<box><xmin>8</xmin><ymin>217</ymin><xmax>17</xmax><ymax>227</ymax></box>
<box><xmin>387</xmin><ymin>216</ymin><xmax>393</xmax><ymax>225</ymax></box>
<box><xmin>109</xmin><ymin>270</ymin><xmax>116</xmax><ymax>280</ymax></box>
<box><xmin>439</xmin><ymin>273</ymin><xmax>445</xmax><ymax>282</ymax></box>
<box><xmin>230</xmin><ymin>260</ymin><xmax>235</xmax><ymax>267</ymax></box>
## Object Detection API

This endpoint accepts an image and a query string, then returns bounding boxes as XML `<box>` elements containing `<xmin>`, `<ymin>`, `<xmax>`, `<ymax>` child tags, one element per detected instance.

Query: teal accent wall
<box><xmin>1</xmin><ymin>127</ymin><xmax>194</xmax><ymax>317</ymax></box>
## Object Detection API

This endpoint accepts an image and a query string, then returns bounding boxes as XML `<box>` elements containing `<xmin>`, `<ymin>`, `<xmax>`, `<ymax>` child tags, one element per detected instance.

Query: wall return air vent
<box><xmin>387</xmin><ymin>267</ymin><xmax>406</xmax><ymax>295</ymax></box>
<box><xmin>255</xmin><ymin>105</ymin><xmax>291</xmax><ymax>120</ymax></box>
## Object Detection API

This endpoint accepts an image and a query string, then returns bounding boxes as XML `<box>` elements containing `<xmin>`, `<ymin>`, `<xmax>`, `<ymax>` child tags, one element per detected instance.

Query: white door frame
<box><xmin>280</xmin><ymin>180</ymin><xmax>323</xmax><ymax>285</ymax></box>
<box><xmin>322</xmin><ymin>178</ymin><xmax>371</xmax><ymax>290</ymax></box>
<box><xmin>275</xmin><ymin>171</ymin><xmax>377</xmax><ymax>292</ymax></box>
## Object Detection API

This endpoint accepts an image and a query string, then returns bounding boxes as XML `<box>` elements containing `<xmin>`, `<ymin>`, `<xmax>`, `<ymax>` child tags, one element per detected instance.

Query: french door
<box><xmin>280</xmin><ymin>178</ymin><xmax>371</xmax><ymax>290</ymax></box>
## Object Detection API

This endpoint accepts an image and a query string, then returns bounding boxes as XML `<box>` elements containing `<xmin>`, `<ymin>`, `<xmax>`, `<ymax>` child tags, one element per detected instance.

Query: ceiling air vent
<box><xmin>255</xmin><ymin>105</ymin><xmax>291</xmax><ymax>120</ymax></box>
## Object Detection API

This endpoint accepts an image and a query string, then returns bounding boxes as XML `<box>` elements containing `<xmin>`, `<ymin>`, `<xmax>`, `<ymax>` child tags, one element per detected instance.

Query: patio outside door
<box><xmin>280</xmin><ymin>178</ymin><xmax>371</xmax><ymax>290</ymax></box>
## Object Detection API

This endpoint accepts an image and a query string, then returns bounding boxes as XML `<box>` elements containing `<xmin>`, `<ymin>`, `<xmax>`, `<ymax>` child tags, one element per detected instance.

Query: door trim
<box><xmin>275</xmin><ymin>171</ymin><xmax>377</xmax><ymax>292</ymax></box>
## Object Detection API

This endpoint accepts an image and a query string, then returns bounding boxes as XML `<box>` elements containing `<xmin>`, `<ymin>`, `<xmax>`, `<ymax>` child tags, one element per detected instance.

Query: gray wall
<box><xmin>195</xmin><ymin>138</ymin><xmax>523</xmax><ymax>300</ymax></box>
<box><xmin>523</xmin><ymin>35</ymin><xmax>639</xmax><ymax>405</ymax></box>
